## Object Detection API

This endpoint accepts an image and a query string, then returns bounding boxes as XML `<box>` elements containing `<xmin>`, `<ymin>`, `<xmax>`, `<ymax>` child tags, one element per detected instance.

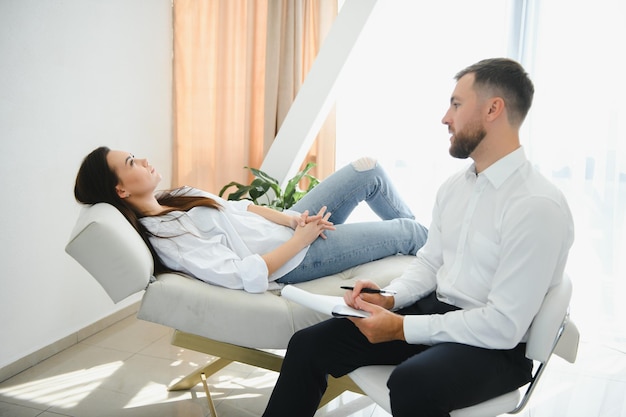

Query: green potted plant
<box><xmin>218</xmin><ymin>162</ymin><xmax>319</xmax><ymax>210</ymax></box>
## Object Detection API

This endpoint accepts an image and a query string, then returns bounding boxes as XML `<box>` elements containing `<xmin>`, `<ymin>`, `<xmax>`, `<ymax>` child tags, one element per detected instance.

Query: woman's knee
<box><xmin>350</xmin><ymin>156</ymin><xmax>378</xmax><ymax>171</ymax></box>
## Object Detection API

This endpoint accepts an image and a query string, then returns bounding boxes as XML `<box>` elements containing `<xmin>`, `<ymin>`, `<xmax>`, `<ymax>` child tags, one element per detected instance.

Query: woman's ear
<box><xmin>115</xmin><ymin>185</ymin><xmax>130</xmax><ymax>199</ymax></box>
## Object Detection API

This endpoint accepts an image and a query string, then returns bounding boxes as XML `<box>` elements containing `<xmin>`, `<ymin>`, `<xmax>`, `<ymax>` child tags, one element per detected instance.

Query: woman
<box><xmin>74</xmin><ymin>146</ymin><xmax>428</xmax><ymax>293</ymax></box>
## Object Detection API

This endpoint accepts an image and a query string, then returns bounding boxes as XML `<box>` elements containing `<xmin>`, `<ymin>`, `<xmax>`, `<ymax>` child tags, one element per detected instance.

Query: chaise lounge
<box><xmin>65</xmin><ymin>202</ymin><xmax>413</xmax><ymax>414</ymax></box>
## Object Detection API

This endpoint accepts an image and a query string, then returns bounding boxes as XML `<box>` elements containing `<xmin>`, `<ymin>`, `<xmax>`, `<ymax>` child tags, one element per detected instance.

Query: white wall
<box><xmin>0</xmin><ymin>0</ymin><xmax>173</xmax><ymax>371</ymax></box>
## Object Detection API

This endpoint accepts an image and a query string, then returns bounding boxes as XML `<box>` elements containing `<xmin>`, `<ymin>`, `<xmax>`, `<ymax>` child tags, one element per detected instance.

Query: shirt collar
<box><xmin>464</xmin><ymin>147</ymin><xmax>527</xmax><ymax>189</ymax></box>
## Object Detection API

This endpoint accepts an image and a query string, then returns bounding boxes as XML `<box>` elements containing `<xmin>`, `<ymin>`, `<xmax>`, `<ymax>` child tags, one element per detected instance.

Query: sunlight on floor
<box><xmin>217</xmin><ymin>372</ymin><xmax>278</xmax><ymax>391</ymax></box>
<box><xmin>0</xmin><ymin>361</ymin><xmax>123</xmax><ymax>409</ymax></box>
<box><xmin>125</xmin><ymin>380</ymin><xmax>201</xmax><ymax>409</ymax></box>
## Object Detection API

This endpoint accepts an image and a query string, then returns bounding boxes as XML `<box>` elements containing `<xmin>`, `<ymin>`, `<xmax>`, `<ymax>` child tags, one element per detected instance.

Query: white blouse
<box><xmin>140</xmin><ymin>187</ymin><xmax>308</xmax><ymax>293</ymax></box>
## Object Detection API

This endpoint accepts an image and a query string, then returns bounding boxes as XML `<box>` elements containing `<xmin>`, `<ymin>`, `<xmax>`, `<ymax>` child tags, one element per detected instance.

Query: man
<box><xmin>262</xmin><ymin>58</ymin><xmax>575</xmax><ymax>417</ymax></box>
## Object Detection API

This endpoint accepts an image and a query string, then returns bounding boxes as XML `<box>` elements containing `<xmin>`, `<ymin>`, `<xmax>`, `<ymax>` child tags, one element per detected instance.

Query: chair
<box><xmin>349</xmin><ymin>275</ymin><xmax>579</xmax><ymax>416</ymax></box>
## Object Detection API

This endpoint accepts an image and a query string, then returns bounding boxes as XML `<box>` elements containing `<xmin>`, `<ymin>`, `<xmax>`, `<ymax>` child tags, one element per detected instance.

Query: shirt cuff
<box><xmin>240</xmin><ymin>254</ymin><xmax>269</xmax><ymax>293</ymax></box>
<box><xmin>403</xmin><ymin>314</ymin><xmax>433</xmax><ymax>345</ymax></box>
<box><xmin>390</xmin><ymin>288</ymin><xmax>415</xmax><ymax>310</ymax></box>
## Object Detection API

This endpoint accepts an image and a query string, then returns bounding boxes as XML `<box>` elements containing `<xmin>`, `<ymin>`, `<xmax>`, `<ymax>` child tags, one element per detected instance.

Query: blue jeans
<box><xmin>276</xmin><ymin>158</ymin><xmax>428</xmax><ymax>284</ymax></box>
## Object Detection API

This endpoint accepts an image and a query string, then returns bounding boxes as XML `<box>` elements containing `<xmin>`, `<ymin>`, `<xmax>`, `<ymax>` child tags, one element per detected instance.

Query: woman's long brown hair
<box><xmin>74</xmin><ymin>146</ymin><xmax>220</xmax><ymax>274</ymax></box>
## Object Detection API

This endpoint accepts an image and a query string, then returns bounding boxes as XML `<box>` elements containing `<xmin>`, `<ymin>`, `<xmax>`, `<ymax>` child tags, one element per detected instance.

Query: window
<box><xmin>524</xmin><ymin>0</ymin><xmax>626</xmax><ymax>344</ymax></box>
<box><xmin>336</xmin><ymin>0</ymin><xmax>626</xmax><ymax>345</ymax></box>
<box><xmin>336</xmin><ymin>0</ymin><xmax>512</xmax><ymax>224</ymax></box>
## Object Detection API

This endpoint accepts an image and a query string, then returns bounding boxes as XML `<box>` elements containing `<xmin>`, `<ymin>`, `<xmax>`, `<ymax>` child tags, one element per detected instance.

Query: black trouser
<box><xmin>262</xmin><ymin>293</ymin><xmax>532</xmax><ymax>417</ymax></box>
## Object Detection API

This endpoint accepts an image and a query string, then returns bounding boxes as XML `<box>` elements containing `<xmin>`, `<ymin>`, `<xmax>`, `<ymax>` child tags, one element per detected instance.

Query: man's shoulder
<box><xmin>521</xmin><ymin>163</ymin><xmax>567</xmax><ymax>198</ymax></box>
<box><xmin>503</xmin><ymin>164</ymin><xmax>572</xmax><ymax>221</ymax></box>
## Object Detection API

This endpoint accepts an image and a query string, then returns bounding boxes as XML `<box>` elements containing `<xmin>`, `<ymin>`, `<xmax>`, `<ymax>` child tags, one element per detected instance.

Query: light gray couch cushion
<box><xmin>65</xmin><ymin>203</ymin><xmax>153</xmax><ymax>303</ymax></box>
<box><xmin>138</xmin><ymin>255</ymin><xmax>414</xmax><ymax>349</ymax></box>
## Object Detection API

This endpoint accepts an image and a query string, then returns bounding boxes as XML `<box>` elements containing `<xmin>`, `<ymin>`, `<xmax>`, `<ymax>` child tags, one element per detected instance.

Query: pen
<box><xmin>340</xmin><ymin>286</ymin><xmax>397</xmax><ymax>295</ymax></box>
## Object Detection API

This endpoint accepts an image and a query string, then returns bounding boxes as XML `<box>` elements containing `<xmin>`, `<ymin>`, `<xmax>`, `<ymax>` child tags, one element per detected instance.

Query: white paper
<box><xmin>281</xmin><ymin>285</ymin><xmax>370</xmax><ymax>318</ymax></box>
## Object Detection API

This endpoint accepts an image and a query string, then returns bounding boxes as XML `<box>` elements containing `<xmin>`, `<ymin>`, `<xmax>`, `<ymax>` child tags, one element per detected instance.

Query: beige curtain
<box><xmin>173</xmin><ymin>0</ymin><xmax>337</xmax><ymax>193</ymax></box>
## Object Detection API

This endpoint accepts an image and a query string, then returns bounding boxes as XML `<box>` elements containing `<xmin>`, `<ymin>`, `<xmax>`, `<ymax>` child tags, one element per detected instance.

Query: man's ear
<box><xmin>485</xmin><ymin>97</ymin><xmax>505</xmax><ymax>121</ymax></box>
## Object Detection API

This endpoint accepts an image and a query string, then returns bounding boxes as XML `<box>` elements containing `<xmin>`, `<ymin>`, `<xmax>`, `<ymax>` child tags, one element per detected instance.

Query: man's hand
<box><xmin>343</xmin><ymin>279</ymin><xmax>394</xmax><ymax>310</ymax></box>
<box><xmin>342</xmin><ymin>280</ymin><xmax>403</xmax><ymax>343</ymax></box>
<box><xmin>348</xmin><ymin>297</ymin><xmax>405</xmax><ymax>343</ymax></box>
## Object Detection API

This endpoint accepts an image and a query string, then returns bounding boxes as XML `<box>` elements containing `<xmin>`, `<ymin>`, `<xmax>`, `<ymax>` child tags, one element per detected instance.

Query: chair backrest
<box><xmin>505</xmin><ymin>273</ymin><xmax>579</xmax><ymax>414</ymax></box>
<box><xmin>65</xmin><ymin>203</ymin><xmax>154</xmax><ymax>303</ymax></box>
<box><xmin>525</xmin><ymin>274</ymin><xmax>578</xmax><ymax>363</ymax></box>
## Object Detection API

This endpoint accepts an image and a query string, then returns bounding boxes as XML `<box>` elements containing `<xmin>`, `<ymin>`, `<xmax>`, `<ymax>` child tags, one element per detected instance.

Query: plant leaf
<box><xmin>220</xmin><ymin>162</ymin><xmax>318</xmax><ymax>209</ymax></box>
<box><xmin>218</xmin><ymin>181</ymin><xmax>245</xmax><ymax>198</ymax></box>
<box><xmin>248</xmin><ymin>179</ymin><xmax>271</xmax><ymax>200</ymax></box>
<box><xmin>228</xmin><ymin>186</ymin><xmax>254</xmax><ymax>201</ymax></box>
<box><xmin>305</xmin><ymin>175</ymin><xmax>320</xmax><ymax>191</ymax></box>
<box><xmin>284</xmin><ymin>162</ymin><xmax>317</xmax><ymax>200</ymax></box>
<box><xmin>246</xmin><ymin>167</ymin><xmax>279</xmax><ymax>185</ymax></box>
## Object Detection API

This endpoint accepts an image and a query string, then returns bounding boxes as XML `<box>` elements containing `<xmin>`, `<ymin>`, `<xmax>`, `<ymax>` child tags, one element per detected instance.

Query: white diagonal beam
<box><xmin>260</xmin><ymin>0</ymin><xmax>379</xmax><ymax>186</ymax></box>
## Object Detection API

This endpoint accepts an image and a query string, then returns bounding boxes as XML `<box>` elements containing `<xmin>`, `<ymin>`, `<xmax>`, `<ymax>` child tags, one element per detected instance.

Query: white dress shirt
<box><xmin>140</xmin><ymin>187</ymin><xmax>307</xmax><ymax>293</ymax></box>
<box><xmin>387</xmin><ymin>147</ymin><xmax>575</xmax><ymax>349</ymax></box>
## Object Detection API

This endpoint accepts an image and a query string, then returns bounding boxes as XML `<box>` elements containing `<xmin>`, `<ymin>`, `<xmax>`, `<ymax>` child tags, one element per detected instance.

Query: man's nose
<box><xmin>441</xmin><ymin>110</ymin><xmax>452</xmax><ymax>126</ymax></box>
<box><xmin>440</xmin><ymin>113</ymin><xmax>447</xmax><ymax>125</ymax></box>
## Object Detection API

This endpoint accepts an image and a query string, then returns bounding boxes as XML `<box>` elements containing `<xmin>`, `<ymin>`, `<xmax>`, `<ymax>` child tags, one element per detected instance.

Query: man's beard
<box><xmin>449</xmin><ymin>121</ymin><xmax>486</xmax><ymax>159</ymax></box>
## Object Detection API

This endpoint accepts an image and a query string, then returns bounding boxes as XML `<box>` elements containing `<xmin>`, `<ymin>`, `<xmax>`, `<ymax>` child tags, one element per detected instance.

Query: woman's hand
<box><xmin>289</xmin><ymin>210</ymin><xmax>308</xmax><ymax>230</ymax></box>
<box><xmin>258</xmin><ymin>206</ymin><xmax>335</xmax><ymax>276</ymax></box>
<box><xmin>291</xmin><ymin>206</ymin><xmax>335</xmax><ymax>245</ymax></box>
<box><xmin>290</xmin><ymin>206</ymin><xmax>335</xmax><ymax>239</ymax></box>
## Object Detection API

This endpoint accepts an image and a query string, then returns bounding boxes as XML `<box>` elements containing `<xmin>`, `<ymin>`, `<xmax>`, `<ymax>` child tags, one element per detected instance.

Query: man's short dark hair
<box><xmin>455</xmin><ymin>58</ymin><xmax>535</xmax><ymax>126</ymax></box>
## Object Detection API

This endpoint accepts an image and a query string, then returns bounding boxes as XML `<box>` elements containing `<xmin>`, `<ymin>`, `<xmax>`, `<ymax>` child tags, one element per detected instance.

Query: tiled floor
<box><xmin>1</xmin><ymin>314</ymin><xmax>625</xmax><ymax>417</ymax></box>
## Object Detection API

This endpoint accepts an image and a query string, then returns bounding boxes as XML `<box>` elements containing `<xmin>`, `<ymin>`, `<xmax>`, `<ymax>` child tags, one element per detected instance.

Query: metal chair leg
<box><xmin>200</xmin><ymin>373</ymin><xmax>218</xmax><ymax>417</ymax></box>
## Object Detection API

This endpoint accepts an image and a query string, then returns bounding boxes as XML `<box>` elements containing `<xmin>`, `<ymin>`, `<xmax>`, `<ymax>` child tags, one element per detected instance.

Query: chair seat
<box><xmin>349</xmin><ymin>365</ymin><xmax>521</xmax><ymax>417</ymax></box>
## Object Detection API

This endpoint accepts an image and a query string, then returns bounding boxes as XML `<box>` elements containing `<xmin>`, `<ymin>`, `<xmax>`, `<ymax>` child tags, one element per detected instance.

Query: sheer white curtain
<box><xmin>336</xmin><ymin>0</ymin><xmax>626</xmax><ymax>345</ymax></box>
<box><xmin>523</xmin><ymin>0</ymin><xmax>626</xmax><ymax>344</ymax></box>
